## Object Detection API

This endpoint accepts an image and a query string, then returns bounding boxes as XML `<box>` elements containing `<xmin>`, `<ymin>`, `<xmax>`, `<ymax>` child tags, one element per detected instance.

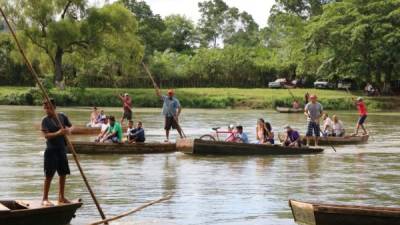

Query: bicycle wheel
<box><xmin>199</xmin><ymin>134</ymin><xmax>216</xmax><ymax>141</ymax></box>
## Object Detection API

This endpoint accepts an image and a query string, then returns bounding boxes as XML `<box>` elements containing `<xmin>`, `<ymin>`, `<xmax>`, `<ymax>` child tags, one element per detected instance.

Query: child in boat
<box><xmin>126</xmin><ymin>120</ymin><xmax>134</xmax><ymax>139</ymax></box>
<box><xmin>283</xmin><ymin>125</ymin><xmax>301</xmax><ymax>147</ymax></box>
<box><xmin>332</xmin><ymin>115</ymin><xmax>345</xmax><ymax>137</ymax></box>
<box><xmin>128</xmin><ymin>121</ymin><xmax>145</xmax><ymax>143</ymax></box>
<box><xmin>322</xmin><ymin>113</ymin><xmax>333</xmax><ymax>137</ymax></box>
<box><xmin>265</xmin><ymin>122</ymin><xmax>275</xmax><ymax>144</ymax></box>
<box><xmin>235</xmin><ymin>125</ymin><xmax>249</xmax><ymax>143</ymax></box>
<box><xmin>95</xmin><ymin>116</ymin><xmax>109</xmax><ymax>142</ymax></box>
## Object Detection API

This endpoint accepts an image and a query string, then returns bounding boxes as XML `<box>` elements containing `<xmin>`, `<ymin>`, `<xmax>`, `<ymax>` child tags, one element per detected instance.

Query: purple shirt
<box><xmin>288</xmin><ymin>130</ymin><xmax>300</xmax><ymax>142</ymax></box>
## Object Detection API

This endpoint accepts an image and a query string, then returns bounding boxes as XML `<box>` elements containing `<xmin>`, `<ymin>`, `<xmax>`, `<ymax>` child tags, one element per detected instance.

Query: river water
<box><xmin>0</xmin><ymin>105</ymin><xmax>399</xmax><ymax>225</ymax></box>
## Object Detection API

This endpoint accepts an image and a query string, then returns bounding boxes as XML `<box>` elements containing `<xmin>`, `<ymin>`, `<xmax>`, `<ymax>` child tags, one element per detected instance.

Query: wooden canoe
<box><xmin>69</xmin><ymin>141</ymin><xmax>177</xmax><ymax>154</ymax></box>
<box><xmin>0</xmin><ymin>199</ymin><xmax>82</xmax><ymax>225</ymax></box>
<box><xmin>276</xmin><ymin>107</ymin><xmax>303</xmax><ymax>113</ymax></box>
<box><xmin>186</xmin><ymin>139</ymin><xmax>323</xmax><ymax>155</ymax></box>
<box><xmin>289</xmin><ymin>199</ymin><xmax>400</xmax><ymax>225</ymax></box>
<box><xmin>278</xmin><ymin>134</ymin><xmax>369</xmax><ymax>145</ymax></box>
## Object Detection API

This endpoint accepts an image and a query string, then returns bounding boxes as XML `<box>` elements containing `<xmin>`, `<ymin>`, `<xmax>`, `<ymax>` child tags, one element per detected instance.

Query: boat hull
<box><xmin>278</xmin><ymin>134</ymin><xmax>369</xmax><ymax>146</ymax></box>
<box><xmin>276</xmin><ymin>107</ymin><xmax>303</xmax><ymax>113</ymax></box>
<box><xmin>0</xmin><ymin>200</ymin><xmax>82</xmax><ymax>225</ymax></box>
<box><xmin>190</xmin><ymin>139</ymin><xmax>324</xmax><ymax>155</ymax></box>
<box><xmin>70</xmin><ymin>141</ymin><xmax>177</xmax><ymax>154</ymax></box>
<box><xmin>289</xmin><ymin>199</ymin><xmax>400</xmax><ymax>225</ymax></box>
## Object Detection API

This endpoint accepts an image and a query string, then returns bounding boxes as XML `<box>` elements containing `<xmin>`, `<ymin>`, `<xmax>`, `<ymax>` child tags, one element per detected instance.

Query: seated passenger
<box><xmin>126</xmin><ymin>120</ymin><xmax>134</xmax><ymax>139</ymax></box>
<box><xmin>322</xmin><ymin>113</ymin><xmax>333</xmax><ymax>137</ymax></box>
<box><xmin>128</xmin><ymin>121</ymin><xmax>145</xmax><ymax>143</ymax></box>
<box><xmin>283</xmin><ymin>125</ymin><xmax>301</xmax><ymax>147</ymax></box>
<box><xmin>235</xmin><ymin>125</ymin><xmax>249</xmax><ymax>144</ymax></box>
<box><xmin>94</xmin><ymin>116</ymin><xmax>109</xmax><ymax>142</ymax></box>
<box><xmin>256</xmin><ymin>118</ymin><xmax>267</xmax><ymax>144</ymax></box>
<box><xmin>292</xmin><ymin>100</ymin><xmax>300</xmax><ymax>109</ymax></box>
<box><xmin>332</xmin><ymin>115</ymin><xmax>345</xmax><ymax>137</ymax></box>
<box><xmin>87</xmin><ymin>106</ymin><xmax>100</xmax><ymax>127</ymax></box>
<box><xmin>265</xmin><ymin>122</ymin><xmax>275</xmax><ymax>144</ymax></box>
<box><xmin>101</xmin><ymin>116</ymin><xmax>123</xmax><ymax>143</ymax></box>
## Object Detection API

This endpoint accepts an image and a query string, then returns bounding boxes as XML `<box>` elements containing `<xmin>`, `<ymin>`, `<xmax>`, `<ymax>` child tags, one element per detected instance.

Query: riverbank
<box><xmin>0</xmin><ymin>86</ymin><xmax>398</xmax><ymax>110</ymax></box>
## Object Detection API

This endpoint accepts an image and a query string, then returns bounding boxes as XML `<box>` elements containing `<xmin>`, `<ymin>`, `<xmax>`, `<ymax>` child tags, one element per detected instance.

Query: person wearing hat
<box><xmin>304</xmin><ymin>94</ymin><xmax>324</xmax><ymax>146</ymax></box>
<box><xmin>352</xmin><ymin>96</ymin><xmax>368</xmax><ymax>135</ymax></box>
<box><xmin>282</xmin><ymin>125</ymin><xmax>301</xmax><ymax>147</ymax></box>
<box><xmin>118</xmin><ymin>93</ymin><xmax>132</xmax><ymax>126</ymax></box>
<box><xmin>40</xmin><ymin>99</ymin><xmax>72</xmax><ymax>206</ymax></box>
<box><xmin>156</xmin><ymin>88</ymin><xmax>183</xmax><ymax>142</ymax></box>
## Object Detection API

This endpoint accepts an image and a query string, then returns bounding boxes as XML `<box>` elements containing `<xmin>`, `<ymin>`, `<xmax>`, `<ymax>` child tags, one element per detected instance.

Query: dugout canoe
<box><xmin>278</xmin><ymin>134</ymin><xmax>369</xmax><ymax>145</ymax></box>
<box><xmin>289</xmin><ymin>199</ymin><xmax>400</xmax><ymax>225</ymax></box>
<box><xmin>276</xmin><ymin>107</ymin><xmax>303</xmax><ymax>113</ymax></box>
<box><xmin>185</xmin><ymin>139</ymin><xmax>323</xmax><ymax>155</ymax></box>
<box><xmin>70</xmin><ymin>141</ymin><xmax>177</xmax><ymax>154</ymax></box>
<box><xmin>0</xmin><ymin>199</ymin><xmax>82</xmax><ymax>225</ymax></box>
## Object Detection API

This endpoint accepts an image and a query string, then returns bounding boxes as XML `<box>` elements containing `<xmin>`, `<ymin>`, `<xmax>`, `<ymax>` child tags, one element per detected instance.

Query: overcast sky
<box><xmin>90</xmin><ymin>0</ymin><xmax>275</xmax><ymax>27</ymax></box>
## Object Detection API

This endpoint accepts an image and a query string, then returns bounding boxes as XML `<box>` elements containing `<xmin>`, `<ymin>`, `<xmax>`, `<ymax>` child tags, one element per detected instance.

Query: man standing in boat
<box><xmin>155</xmin><ymin>89</ymin><xmax>183</xmax><ymax>142</ymax></box>
<box><xmin>352</xmin><ymin>97</ymin><xmax>368</xmax><ymax>136</ymax></box>
<box><xmin>304</xmin><ymin>94</ymin><xmax>323</xmax><ymax>147</ymax></box>
<box><xmin>41</xmin><ymin>99</ymin><xmax>72</xmax><ymax>206</ymax></box>
<box><xmin>118</xmin><ymin>93</ymin><xmax>132</xmax><ymax>126</ymax></box>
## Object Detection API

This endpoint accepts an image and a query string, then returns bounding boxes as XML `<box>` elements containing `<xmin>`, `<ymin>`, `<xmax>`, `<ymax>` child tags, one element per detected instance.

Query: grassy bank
<box><xmin>0</xmin><ymin>86</ymin><xmax>398</xmax><ymax>110</ymax></box>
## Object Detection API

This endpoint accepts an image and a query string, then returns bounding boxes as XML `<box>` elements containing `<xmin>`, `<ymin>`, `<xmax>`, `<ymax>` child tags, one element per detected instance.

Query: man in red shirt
<box><xmin>353</xmin><ymin>97</ymin><xmax>368</xmax><ymax>135</ymax></box>
<box><xmin>118</xmin><ymin>93</ymin><xmax>132</xmax><ymax>126</ymax></box>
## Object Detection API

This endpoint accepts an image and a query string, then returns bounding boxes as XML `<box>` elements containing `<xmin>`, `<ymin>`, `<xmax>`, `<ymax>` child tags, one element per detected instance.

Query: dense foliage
<box><xmin>0</xmin><ymin>0</ymin><xmax>399</xmax><ymax>93</ymax></box>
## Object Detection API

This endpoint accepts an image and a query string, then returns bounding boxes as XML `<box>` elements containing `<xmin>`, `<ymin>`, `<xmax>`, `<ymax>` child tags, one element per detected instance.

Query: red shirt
<box><xmin>123</xmin><ymin>96</ymin><xmax>132</xmax><ymax>111</ymax></box>
<box><xmin>356</xmin><ymin>101</ymin><xmax>367</xmax><ymax>116</ymax></box>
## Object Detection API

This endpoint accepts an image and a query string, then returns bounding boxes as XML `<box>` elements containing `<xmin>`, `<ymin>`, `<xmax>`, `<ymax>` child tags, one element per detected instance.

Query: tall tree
<box><xmin>161</xmin><ymin>15</ymin><xmax>196</xmax><ymax>53</ymax></box>
<box><xmin>3</xmin><ymin>1</ymin><xmax>142</xmax><ymax>88</ymax></box>
<box><xmin>121</xmin><ymin>0</ymin><xmax>166</xmax><ymax>57</ymax></box>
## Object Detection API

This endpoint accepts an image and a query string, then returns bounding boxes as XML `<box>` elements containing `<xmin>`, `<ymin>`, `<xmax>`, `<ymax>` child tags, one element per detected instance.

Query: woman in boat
<box><xmin>87</xmin><ymin>106</ymin><xmax>100</xmax><ymax>127</ymax></box>
<box><xmin>265</xmin><ymin>122</ymin><xmax>275</xmax><ymax>144</ymax></box>
<box><xmin>322</xmin><ymin>113</ymin><xmax>333</xmax><ymax>137</ymax></box>
<box><xmin>256</xmin><ymin>118</ymin><xmax>267</xmax><ymax>144</ymax></box>
<box><xmin>332</xmin><ymin>115</ymin><xmax>345</xmax><ymax>137</ymax></box>
<box><xmin>283</xmin><ymin>125</ymin><xmax>301</xmax><ymax>147</ymax></box>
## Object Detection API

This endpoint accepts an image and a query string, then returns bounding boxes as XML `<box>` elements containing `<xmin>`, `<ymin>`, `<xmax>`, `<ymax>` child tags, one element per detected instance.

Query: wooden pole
<box><xmin>141</xmin><ymin>62</ymin><xmax>187</xmax><ymax>138</ymax></box>
<box><xmin>88</xmin><ymin>194</ymin><xmax>173</xmax><ymax>225</ymax></box>
<box><xmin>0</xmin><ymin>7</ymin><xmax>108</xmax><ymax>223</ymax></box>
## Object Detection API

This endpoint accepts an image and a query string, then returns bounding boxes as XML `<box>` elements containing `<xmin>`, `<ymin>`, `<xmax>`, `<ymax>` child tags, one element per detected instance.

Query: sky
<box><xmin>90</xmin><ymin>0</ymin><xmax>275</xmax><ymax>27</ymax></box>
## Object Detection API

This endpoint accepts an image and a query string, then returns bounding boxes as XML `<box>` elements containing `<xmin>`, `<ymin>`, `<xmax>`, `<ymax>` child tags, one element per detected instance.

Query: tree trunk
<box><xmin>54</xmin><ymin>46</ymin><xmax>64</xmax><ymax>89</ymax></box>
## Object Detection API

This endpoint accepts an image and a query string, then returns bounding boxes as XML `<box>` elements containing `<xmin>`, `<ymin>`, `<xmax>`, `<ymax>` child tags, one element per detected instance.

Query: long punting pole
<box><xmin>0</xmin><ymin>7</ymin><xmax>108</xmax><ymax>223</ymax></box>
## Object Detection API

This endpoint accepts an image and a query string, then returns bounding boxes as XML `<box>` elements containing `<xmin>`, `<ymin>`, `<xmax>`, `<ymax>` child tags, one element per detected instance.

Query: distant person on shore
<box><xmin>155</xmin><ymin>88</ymin><xmax>183</xmax><ymax>142</ymax></box>
<box><xmin>101</xmin><ymin>116</ymin><xmax>123</xmax><ymax>143</ymax></box>
<box><xmin>95</xmin><ymin>116</ymin><xmax>109</xmax><ymax>142</ymax></box>
<box><xmin>304</xmin><ymin>94</ymin><xmax>323</xmax><ymax>146</ymax></box>
<box><xmin>304</xmin><ymin>92</ymin><xmax>310</xmax><ymax>105</ymax></box>
<box><xmin>332</xmin><ymin>115</ymin><xmax>345</xmax><ymax>137</ymax></box>
<box><xmin>322</xmin><ymin>113</ymin><xmax>333</xmax><ymax>136</ymax></box>
<box><xmin>282</xmin><ymin>125</ymin><xmax>301</xmax><ymax>147</ymax></box>
<box><xmin>87</xmin><ymin>106</ymin><xmax>100</xmax><ymax>127</ymax></box>
<box><xmin>265</xmin><ymin>122</ymin><xmax>275</xmax><ymax>144</ymax></box>
<box><xmin>235</xmin><ymin>125</ymin><xmax>249</xmax><ymax>143</ymax></box>
<box><xmin>41</xmin><ymin>99</ymin><xmax>72</xmax><ymax>206</ymax></box>
<box><xmin>292</xmin><ymin>100</ymin><xmax>300</xmax><ymax>109</ymax></box>
<box><xmin>118</xmin><ymin>93</ymin><xmax>132</xmax><ymax>126</ymax></box>
<box><xmin>352</xmin><ymin>97</ymin><xmax>368</xmax><ymax>136</ymax></box>
<box><xmin>128</xmin><ymin>121</ymin><xmax>145</xmax><ymax>143</ymax></box>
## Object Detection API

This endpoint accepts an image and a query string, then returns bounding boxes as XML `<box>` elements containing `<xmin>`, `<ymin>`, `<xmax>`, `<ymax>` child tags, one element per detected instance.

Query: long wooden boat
<box><xmin>0</xmin><ymin>199</ymin><xmax>82</xmax><ymax>225</ymax></box>
<box><xmin>70</xmin><ymin>141</ymin><xmax>177</xmax><ymax>154</ymax></box>
<box><xmin>185</xmin><ymin>139</ymin><xmax>323</xmax><ymax>155</ymax></box>
<box><xmin>289</xmin><ymin>199</ymin><xmax>400</xmax><ymax>225</ymax></box>
<box><xmin>278</xmin><ymin>134</ymin><xmax>369</xmax><ymax>145</ymax></box>
<box><xmin>276</xmin><ymin>107</ymin><xmax>303</xmax><ymax>113</ymax></box>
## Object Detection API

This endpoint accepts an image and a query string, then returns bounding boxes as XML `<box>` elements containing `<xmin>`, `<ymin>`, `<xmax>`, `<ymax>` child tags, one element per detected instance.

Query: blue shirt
<box><xmin>129</xmin><ymin>127</ymin><xmax>145</xmax><ymax>142</ymax></box>
<box><xmin>162</xmin><ymin>96</ymin><xmax>181</xmax><ymax>117</ymax></box>
<box><xmin>236</xmin><ymin>132</ymin><xmax>249</xmax><ymax>143</ymax></box>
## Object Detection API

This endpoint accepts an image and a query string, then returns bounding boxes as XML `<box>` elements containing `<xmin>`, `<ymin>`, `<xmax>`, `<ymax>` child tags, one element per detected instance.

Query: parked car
<box><xmin>314</xmin><ymin>80</ymin><xmax>335</xmax><ymax>89</ymax></box>
<box><xmin>337</xmin><ymin>80</ymin><xmax>352</xmax><ymax>89</ymax></box>
<box><xmin>268</xmin><ymin>78</ymin><xmax>287</xmax><ymax>88</ymax></box>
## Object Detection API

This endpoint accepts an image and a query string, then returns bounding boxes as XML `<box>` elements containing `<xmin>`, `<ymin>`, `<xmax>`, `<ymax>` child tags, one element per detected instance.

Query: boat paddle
<box><xmin>0</xmin><ymin>7</ymin><xmax>109</xmax><ymax>224</ymax></box>
<box><xmin>319</xmin><ymin>131</ymin><xmax>337</xmax><ymax>152</ymax></box>
<box><xmin>141</xmin><ymin>61</ymin><xmax>187</xmax><ymax>139</ymax></box>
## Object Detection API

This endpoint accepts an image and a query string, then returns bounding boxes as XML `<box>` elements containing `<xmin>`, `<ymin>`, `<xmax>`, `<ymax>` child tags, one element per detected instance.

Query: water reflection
<box><xmin>0</xmin><ymin>106</ymin><xmax>399</xmax><ymax>225</ymax></box>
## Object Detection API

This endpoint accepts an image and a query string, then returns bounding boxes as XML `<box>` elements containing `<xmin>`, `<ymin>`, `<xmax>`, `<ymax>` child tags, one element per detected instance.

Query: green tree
<box><xmin>3</xmin><ymin>1</ymin><xmax>142</xmax><ymax>88</ymax></box>
<box><xmin>162</xmin><ymin>15</ymin><xmax>197</xmax><ymax>53</ymax></box>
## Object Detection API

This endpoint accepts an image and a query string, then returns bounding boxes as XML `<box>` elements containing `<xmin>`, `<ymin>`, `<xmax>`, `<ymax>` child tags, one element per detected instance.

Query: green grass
<box><xmin>0</xmin><ymin>86</ymin><xmax>398</xmax><ymax>110</ymax></box>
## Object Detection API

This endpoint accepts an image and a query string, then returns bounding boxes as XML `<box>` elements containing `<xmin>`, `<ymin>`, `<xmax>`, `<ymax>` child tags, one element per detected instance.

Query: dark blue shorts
<box><xmin>358</xmin><ymin>115</ymin><xmax>367</xmax><ymax>125</ymax></box>
<box><xmin>306</xmin><ymin>121</ymin><xmax>321</xmax><ymax>137</ymax></box>
<box><xmin>44</xmin><ymin>148</ymin><xmax>70</xmax><ymax>177</ymax></box>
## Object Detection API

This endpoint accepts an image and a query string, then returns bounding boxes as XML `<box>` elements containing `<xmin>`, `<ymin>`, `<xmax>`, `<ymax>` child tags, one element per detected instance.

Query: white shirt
<box><xmin>126</xmin><ymin>127</ymin><xmax>134</xmax><ymax>136</ymax></box>
<box><xmin>333</xmin><ymin>121</ymin><xmax>345</xmax><ymax>134</ymax></box>
<box><xmin>323</xmin><ymin>117</ymin><xmax>333</xmax><ymax>132</ymax></box>
<box><xmin>101</xmin><ymin>123</ymin><xmax>109</xmax><ymax>133</ymax></box>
